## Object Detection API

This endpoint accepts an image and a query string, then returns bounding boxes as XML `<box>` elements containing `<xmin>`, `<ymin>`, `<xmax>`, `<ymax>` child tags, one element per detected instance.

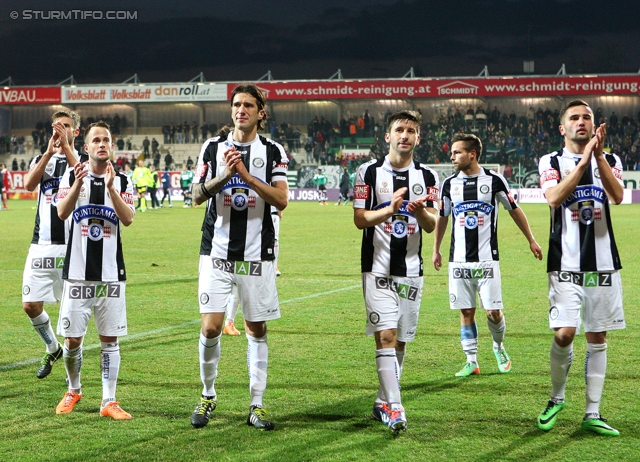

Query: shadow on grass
<box><xmin>471</xmin><ymin>426</ymin><xmax>590</xmax><ymax>462</ymax></box>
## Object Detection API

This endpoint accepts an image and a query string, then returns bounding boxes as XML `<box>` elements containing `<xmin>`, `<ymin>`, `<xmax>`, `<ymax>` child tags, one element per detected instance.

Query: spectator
<box><xmin>164</xmin><ymin>150</ymin><xmax>173</xmax><ymax>170</ymax></box>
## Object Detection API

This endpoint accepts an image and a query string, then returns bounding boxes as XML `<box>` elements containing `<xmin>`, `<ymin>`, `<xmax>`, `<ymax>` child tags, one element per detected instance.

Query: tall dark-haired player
<box><xmin>190</xmin><ymin>85</ymin><xmax>288</xmax><ymax>430</ymax></box>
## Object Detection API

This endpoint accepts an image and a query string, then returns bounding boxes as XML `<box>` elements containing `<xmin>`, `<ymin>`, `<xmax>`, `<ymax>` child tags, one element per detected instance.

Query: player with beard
<box><xmin>354</xmin><ymin>110</ymin><xmax>439</xmax><ymax>433</ymax></box>
<box><xmin>536</xmin><ymin>100</ymin><xmax>625</xmax><ymax>436</ymax></box>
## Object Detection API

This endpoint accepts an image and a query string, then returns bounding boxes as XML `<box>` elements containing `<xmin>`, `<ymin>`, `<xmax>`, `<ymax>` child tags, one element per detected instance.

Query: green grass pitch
<box><xmin>1</xmin><ymin>199</ymin><xmax>639</xmax><ymax>461</ymax></box>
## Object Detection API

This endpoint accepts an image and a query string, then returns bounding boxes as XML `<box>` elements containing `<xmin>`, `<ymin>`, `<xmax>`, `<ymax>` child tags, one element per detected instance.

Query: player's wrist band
<box><xmin>201</xmin><ymin>183</ymin><xmax>213</xmax><ymax>199</ymax></box>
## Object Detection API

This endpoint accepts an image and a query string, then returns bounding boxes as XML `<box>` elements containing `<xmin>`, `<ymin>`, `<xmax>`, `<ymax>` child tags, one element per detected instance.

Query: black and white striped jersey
<box><xmin>57</xmin><ymin>169</ymin><xmax>135</xmax><ymax>282</ymax></box>
<box><xmin>193</xmin><ymin>132</ymin><xmax>288</xmax><ymax>262</ymax></box>
<box><xmin>539</xmin><ymin>149</ymin><xmax>622</xmax><ymax>272</ymax></box>
<box><xmin>29</xmin><ymin>151</ymin><xmax>83</xmax><ymax>245</ymax></box>
<box><xmin>439</xmin><ymin>168</ymin><xmax>517</xmax><ymax>263</ymax></box>
<box><xmin>199</xmin><ymin>198</ymin><xmax>216</xmax><ymax>256</ymax></box>
<box><xmin>354</xmin><ymin>156</ymin><xmax>439</xmax><ymax>277</ymax></box>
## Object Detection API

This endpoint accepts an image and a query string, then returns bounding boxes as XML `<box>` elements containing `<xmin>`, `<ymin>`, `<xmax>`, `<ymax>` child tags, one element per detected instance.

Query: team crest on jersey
<box><xmin>449</xmin><ymin>293</ymin><xmax>456</xmax><ymax>303</ymax></box>
<box><xmin>480</xmin><ymin>184</ymin><xmax>489</xmax><ymax>194</ymax></box>
<box><xmin>62</xmin><ymin>317</ymin><xmax>71</xmax><ymax>329</ymax></box>
<box><xmin>200</xmin><ymin>293</ymin><xmax>209</xmax><ymax>305</ymax></box>
<box><xmin>549</xmin><ymin>306</ymin><xmax>559</xmax><ymax>321</ymax></box>
<box><xmin>462</xmin><ymin>213</ymin><xmax>482</xmax><ymax>229</ymax></box>
<box><xmin>252</xmin><ymin>158</ymin><xmax>264</xmax><ymax>168</ymax></box>
<box><xmin>594</xmin><ymin>168</ymin><xmax>600</xmax><ymax>179</ymax></box>
<box><xmin>572</xmin><ymin>201</ymin><xmax>601</xmax><ymax>225</ymax></box>
<box><xmin>412</xmin><ymin>184</ymin><xmax>424</xmax><ymax>195</ymax></box>
<box><xmin>224</xmin><ymin>188</ymin><xmax>256</xmax><ymax>211</ymax></box>
<box><xmin>369</xmin><ymin>312</ymin><xmax>380</xmax><ymax>325</ymax></box>
<box><xmin>23</xmin><ymin>285</ymin><xmax>30</xmax><ymax>295</ymax></box>
<box><xmin>82</xmin><ymin>223</ymin><xmax>111</xmax><ymax>240</ymax></box>
<box><xmin>391</xmin><ymin>219</ymin><xmax>408</xmax><ymax>238</ymax></box>
<box><xmin>384</xmin><ymin>216</ymin><xmax>416</xmax><ymax>237</ymax></box>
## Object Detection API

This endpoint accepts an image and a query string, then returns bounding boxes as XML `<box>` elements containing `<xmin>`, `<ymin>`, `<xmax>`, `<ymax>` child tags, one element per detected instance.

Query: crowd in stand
<box><xmin>2</xmin><ymin>114</ymin><xmax>125</xmax><ymax>157</ymax></box>
<box><xmin>5</xmin><ymin>106</ymin><xmax>640</xmax><ymax>173</ymax></box>
<box><xmin>160</xmin><ymin>121</ymin><xmax>236</xmax><ymax>145</ymax></box>
<box><xmin>300</xmin><ymin>106</ymin><xmax>640</xmax><ymax>173</ymax></box>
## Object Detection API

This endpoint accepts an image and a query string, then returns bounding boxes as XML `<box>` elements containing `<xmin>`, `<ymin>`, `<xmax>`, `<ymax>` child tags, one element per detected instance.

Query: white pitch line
<box><xmin>0</xmin><ymin>285</ymin><xmax>360</xmax><ymax>372</ymax></box>
<box><xmin>280</xmin><ymin>284</ymin><xmax>360</xmax><ymax>304</ymax></box>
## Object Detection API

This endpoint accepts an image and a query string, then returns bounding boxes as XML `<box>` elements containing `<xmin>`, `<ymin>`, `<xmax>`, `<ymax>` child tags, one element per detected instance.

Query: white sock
<box><xmin>64</xmin><ymin>344</ymin><xmax>83</xmax><ymax>391</ymax></box>
<box><xmin>396</xmin><ymin>349</ymin><xmax>405</xmax><ymax>379</ymax></box>
<box><xmin>30</xmin><ymin>311</ymin><xmax>59</xmax><ymax>353</ymax></box>
<box><xmin>585</xmin><ymin>342</ymin><xmax>607</xmax><ymax>416</ymax></box>
<box><xmin>376</xmin><ymin>349</ymin><xmax>404</xmax><ymax>404</ymax></box>
<box><xmin>199</xmin><ymin>333</ymin><xmax>221</xmax><ymax>397</ymax></box>
<box><xmin>376</xmin><ymin>348</ymin><xmax>401</xmax><ymax>406</ymax></box>
<box><xmin>550</xmin><ymin>339</ymin><xmax>573</xmax><ymax>402</ymax></box>
<box><xmin>274</xmin><ymin>239</ymin><xmax>279</xmax><ymax>267</ymax></box>
<box><xmin>487</xmin><ymin>316</ymin><xmax>506</xmax><ymax>350</ymax></box>
<box><xmin>461</xmin><ymin>339</ymin><xmax>478</xmax><ymax>363</ymax></box>
<box><xmin>460</xmin><ymin>324</ymin><xmax>478</xmax><ymax>363</ymax></box>
<box><xmin>226</xmin><ymin>285</ymin><xmax>239</xmax><ymax>323</ymax></box>
<box><xmin>247</xmin><ymin>334</ymin><xmax>268</xmax><ymax>408</ymax></box>
<box><xmin>101</xmin><ymin>341</ymin><xmax>120</xmax><ymax>405</ymax></box>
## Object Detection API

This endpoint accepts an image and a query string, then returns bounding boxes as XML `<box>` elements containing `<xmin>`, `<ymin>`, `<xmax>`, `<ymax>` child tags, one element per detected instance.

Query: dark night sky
<box><xmin>1</xmin><ymin>0</ymin><xmax>639</xmax><ymax>86</ymax></box>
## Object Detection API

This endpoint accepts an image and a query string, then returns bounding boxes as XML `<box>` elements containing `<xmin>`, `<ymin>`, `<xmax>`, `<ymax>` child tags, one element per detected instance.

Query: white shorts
<box><xmin>548</xmin><ymin>271</ymin><xmax>625</xmax><ymax>333</ymax></box>
<box><xmin>362</xmin><ymin>272</ymin><xmax>423</xmax><ymax>342</ymax></box>
<box><xmin>448</xmin><ymin>261</ymin><xmax>503</xmax><ymax>310</ymax></box>
<box><xmin>22</xmin><ymin>244</ymin><xmax>66</xmax><ymax>303</ymax></box>
<box><xmin>57</xmin><ymin>280</ymin><xmax>128</xmax><ymax>338</ymax></box>
<box><xmin>198</xmin><ymin>255</ymin><xmax>281</xmax><ymax>322</ymax></box>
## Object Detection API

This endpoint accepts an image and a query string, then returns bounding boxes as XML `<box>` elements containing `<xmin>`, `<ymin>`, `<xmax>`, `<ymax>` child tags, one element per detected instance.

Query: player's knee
<box><xmin>65</xmin><ymin>337</ymin><xmax>82</xmax><ymax>349</ymax></box>
<box><xmin>486</xmin><ymin>310</ymin><xmax>502</xmax><ymax>324</ymax></box>
<box><xmin>22</xmin><ymin>302</ymin><xmax>43</xmax><ymax>318</ymax></box>
<box><xmin>553</xmin><ymin>327</ymin><xmax>576</xmax><ymax>347</ymax></box>
<box><xmin>245</xmin><ymin>321</ymin><xmax>267</xmax><ymax>338</ymax></box>
<box><xmin>201</xmin><ymin>325</ymin><xmax>222</xmax><ymax>338</ymax></box>
<box><xmin>460</xmin><ymin>308</ymin><xmax>476</xmax><ymax>323</ymax></box>
<box><xmin>376</xmin><ymin>329</ymin><xmax>397</xmax><ymax>348</ymax></box>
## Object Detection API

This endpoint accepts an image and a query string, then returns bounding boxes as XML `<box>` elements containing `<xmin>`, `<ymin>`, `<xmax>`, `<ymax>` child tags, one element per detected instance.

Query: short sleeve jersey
<box><xmin>193</xmin><ymin>131</ymin><xmax>288</xmax><ymax>262</ymax></box>
<box><xmin>353</xmin><ymin>156</ymin><xmax>439</xmax><ymax>277</ymax></box>
<box><xmin>538</xmin><ymin>149</ymin><xmax>622</xmax><ymax>272</ymax></box>
<box><xmin>29</xmin><ymin>151</ymin><xmax>83</xmax><ymax>245</ymax></box>
<box><xmin>57</xmin><ymin>169</ymin><xmax>135</xmax><ymax>282</ymax></box>
<box><xmin>439</xmin><ymin>168</ymin><xmax>517</xmax><ymax>263</ymax></box>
